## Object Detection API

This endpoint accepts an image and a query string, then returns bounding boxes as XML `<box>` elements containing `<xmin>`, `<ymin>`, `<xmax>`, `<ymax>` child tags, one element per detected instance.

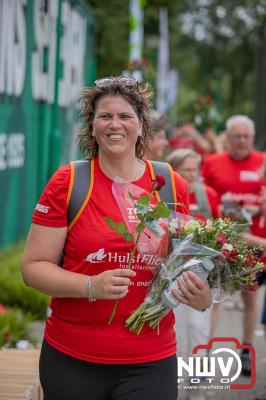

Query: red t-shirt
<box><xmin>202</xmin><ymin>151</ymin><xmax>266</xmax><ymax>234</ymax></box>
<box><xmin>189</xmin><ymin>184</ymin><xmax>220</xmax><ymax>222</ymax></box>
<box><xmin>32</xmin><ymin>157</ymin><xmax>189</xmax><ymax>364</ymax></box>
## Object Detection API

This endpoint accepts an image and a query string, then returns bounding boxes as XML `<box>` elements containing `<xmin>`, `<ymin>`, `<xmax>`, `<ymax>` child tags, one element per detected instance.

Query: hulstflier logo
<box><xmin>84</xmin><ymin>248</ymin><xmax>163</xmax><ymax>269</ymax></box>
<box><xmin>84</xmin><ymin>248</ymin><xmax>107</xmax><ymax>263</ymax></box>
<box><xmin>177</xmin><ymin>338</ymin><xmax>255</xmax><ymax>390</ymax></box>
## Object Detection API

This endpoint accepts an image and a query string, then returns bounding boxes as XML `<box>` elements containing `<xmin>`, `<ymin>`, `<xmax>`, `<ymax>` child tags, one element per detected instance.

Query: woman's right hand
<box><xmin>91</xmin><ymin>269</ymin><xmax>136</xmax><ymax>300</ymax></box>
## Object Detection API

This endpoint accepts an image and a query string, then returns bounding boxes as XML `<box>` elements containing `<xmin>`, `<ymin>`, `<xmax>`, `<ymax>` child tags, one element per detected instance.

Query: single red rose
<box><xmin>152</xmin><ymin>175</ymin><xmax>166</xmax><ymax>191</ymax></box>
<box><xmin>216</xmin><ymin>233</ymin><xmax>228</xmax><ymax>245</ymax></box>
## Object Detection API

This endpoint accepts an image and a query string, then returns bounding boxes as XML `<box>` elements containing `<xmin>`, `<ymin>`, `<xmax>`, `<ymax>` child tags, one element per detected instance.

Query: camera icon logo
<box><xmin>191</xmin><ymin>337</ymin><xmax>256</xmax><ymax>389</ymax></box>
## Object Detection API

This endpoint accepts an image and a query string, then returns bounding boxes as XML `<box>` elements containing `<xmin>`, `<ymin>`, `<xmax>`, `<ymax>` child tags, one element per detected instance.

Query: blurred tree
<box><xmin>89</xmin><ymin>0</ymin><xmax>129</xmax><ymax>77</ymax></box>
<box><xmin>174</xmin><ymin>0</ymin><xmax>266</xmax><ymax>144</ymax></box>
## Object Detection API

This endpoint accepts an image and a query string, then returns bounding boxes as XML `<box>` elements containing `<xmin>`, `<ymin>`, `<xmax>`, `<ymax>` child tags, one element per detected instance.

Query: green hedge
<box><xmin>0</xmin><ymin>242</ymin><xmax>50</xmax><ymax>319</ymax></box>
<box><xmin>0</xmin><ymin>308</ymin><xmax>36</xmax><ymax>348</ymax></box>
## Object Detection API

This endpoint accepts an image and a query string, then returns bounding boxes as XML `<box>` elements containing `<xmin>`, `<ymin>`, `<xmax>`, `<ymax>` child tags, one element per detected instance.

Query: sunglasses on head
<box><xmin>94</xmin><ymin>77</ymin><xmax>138</xmax><ymax>90</ymax></box>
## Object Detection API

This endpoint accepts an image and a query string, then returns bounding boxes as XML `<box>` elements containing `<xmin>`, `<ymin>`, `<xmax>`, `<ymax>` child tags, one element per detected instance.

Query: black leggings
<box><xmin>39</xmin><ymin>340</ymin><xmax>178</xmax><ymax>400</ymax></box>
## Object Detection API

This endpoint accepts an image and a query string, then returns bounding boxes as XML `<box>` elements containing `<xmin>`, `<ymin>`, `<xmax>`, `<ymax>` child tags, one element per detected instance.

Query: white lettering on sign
<box><xmin>0</xmin><ymin>133</ymin><xmax>25</xmax><ymax>170</ymax></box>
<box><xmin>58</xmin><ymin>1</ymin><xmax>87</xmax><ymax>107</ymax></box>
<box><xmin>31</xmin><ymin>0</ymin><xmax>59</xmax><ymax>103</ymax></box>
<box><xmin>0</xmin><ymin>0</ymin><xmax>27</xmax><ymax>97</ymax></box>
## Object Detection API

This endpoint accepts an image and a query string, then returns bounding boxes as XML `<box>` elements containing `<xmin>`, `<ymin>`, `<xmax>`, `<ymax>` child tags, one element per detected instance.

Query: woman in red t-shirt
<box><xmin>22</xmin><ymin>77</ymin><xmax>211</xmax><ymax>400</ymax></box>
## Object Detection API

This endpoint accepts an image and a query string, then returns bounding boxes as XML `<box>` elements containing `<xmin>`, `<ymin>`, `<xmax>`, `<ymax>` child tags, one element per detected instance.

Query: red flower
<box><xmin>243</xmin><ymin>250</ymin><xmax>256</xmax><ymax>268</ymax></box>
<box><xmin>245</xmin><ymin>281</ymin><xmax>259</xmax><ymax>292</ymax></box>
<box><xmin>152</xmin><ymin>175</ymin><xmax>166</xmax><ymax>191</ymax></box>
<box><xmin>216</xmin><ymin>233</ymin><xmax>228</xmax><ymax>245</ymax></box>
<box><xmin>222</xmin><ymin>249</ymin><xmax>230</xmax><ymax>258</ymax></box>
<box><xmin>222</xmin><ymin>247</ymin><xmax>240</xmax><ymax>262</ymax></box>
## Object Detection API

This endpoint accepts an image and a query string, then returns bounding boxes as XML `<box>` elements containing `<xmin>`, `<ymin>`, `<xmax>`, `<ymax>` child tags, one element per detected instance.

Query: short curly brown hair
<box><xmin>78</xmin><ymin>77</ymin><xmax>154</xmax><ymax>159</ymax></box>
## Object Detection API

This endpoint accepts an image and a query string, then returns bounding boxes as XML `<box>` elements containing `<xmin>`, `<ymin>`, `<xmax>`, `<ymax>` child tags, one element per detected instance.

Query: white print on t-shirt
<box><xmin>120</xmin><ymin>280</ymin><xmax>153</xmax><ymax>287</ymax></box>
<box><xmin>35</xmin><ymin>203</ymin><xmax>50</xmax><ymax>213</ymax></box>
<box><xmin>127</xmin><ymin>207</ymin><xmax>139</xmax><ymax>223</ymax></box>
<box><xmin>84</xmin><ymin>248</ymin><xmax>163</xmax><ymax>268</ymax></box>
<box><xmin>221</xmin><ymin>192</ymin><xmax>258</xmax><ymax>204</ymax></box>
<box><xmin>189</xmin><ymin>204</ymin><xmax>199</xmax><ymax>212</ymax></box>
<box><xmin>240</xmin><ymin>170</ymin><xmax>260</xmax><ymax>182</ymax></box>
<box><xmin>84</xmin><ymin>248</ymin><xmax>106</xmax><ymax>263</ymax></box>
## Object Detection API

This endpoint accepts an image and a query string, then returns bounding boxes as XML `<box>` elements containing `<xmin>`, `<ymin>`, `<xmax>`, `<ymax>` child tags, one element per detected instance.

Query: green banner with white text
<box><xmin>0</xmin><ymin>0</ymin><xmax>96</xmax><ymax>248</ymax></box>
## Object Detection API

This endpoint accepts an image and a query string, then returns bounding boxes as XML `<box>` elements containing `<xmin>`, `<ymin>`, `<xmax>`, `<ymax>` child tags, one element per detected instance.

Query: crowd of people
<box><xmin>21</xmin><ymin>76</ymin><xmax>266</xmax><ymax>400</ymax></box>
<box><xmin>153</xmin><ymin>105</ymin><xmax>266</xmax><ymax>400</ymax></box>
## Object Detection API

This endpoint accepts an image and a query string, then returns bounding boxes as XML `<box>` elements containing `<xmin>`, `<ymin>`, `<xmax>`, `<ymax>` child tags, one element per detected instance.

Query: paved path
<box><xmin>177</xmin><ymin>286</ymin><xmax>266</xmax><ymax>400</ymax></box>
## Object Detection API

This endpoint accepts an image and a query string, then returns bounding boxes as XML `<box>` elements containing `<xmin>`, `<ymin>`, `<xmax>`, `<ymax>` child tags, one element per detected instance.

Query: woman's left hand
<box><xmin>172</xmin><ymin>271</ymin><xmax>212</xmax><ymax>311</ymax></box>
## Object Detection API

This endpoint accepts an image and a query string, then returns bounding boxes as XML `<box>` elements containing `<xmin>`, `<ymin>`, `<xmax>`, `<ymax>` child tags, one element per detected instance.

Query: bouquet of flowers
<box><xmin>125</xmin><ymin>216</ymin><xmax>265</xmax><ymax>334</ymax></box>
<box><xmin>105</xmin><ymin>176</ymin><xmax>264</xmax><ymax>334</ymax></box>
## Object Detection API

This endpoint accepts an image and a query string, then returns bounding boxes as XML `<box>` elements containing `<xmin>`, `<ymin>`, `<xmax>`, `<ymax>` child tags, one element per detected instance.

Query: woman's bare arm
<box><xmin>22</xmin><ymin>223</ymin><xmax>88</xmax><ymax>297</ymax></box>
<box><xmin>22</xmin><ymin>223</ymin><xmax>136</xmax><ymax>299</ymax></box>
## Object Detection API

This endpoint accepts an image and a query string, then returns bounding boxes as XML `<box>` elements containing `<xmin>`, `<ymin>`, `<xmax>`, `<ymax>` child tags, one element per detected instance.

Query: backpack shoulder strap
<box><xmin>193</xmin><ymin>182</ymin><xmax>212</xmax><ymax>220</ymax></box>
<box><xmin>147</xmin><ymin>160</ymin><xmax>177</xmax><ymax>210</ymax></box>
<box><xmin>67</xmin><ymin>159</ymin><xmax>94</xmax><ymax>231</ymax></box>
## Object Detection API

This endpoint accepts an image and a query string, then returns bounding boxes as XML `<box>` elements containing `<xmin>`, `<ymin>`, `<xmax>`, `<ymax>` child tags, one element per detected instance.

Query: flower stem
<box><xmin>107</xmin><ymin>227</ymin><xmax>144</xmax><ymax>324</ymax></box>
<box><xmin>107</xmin><ymin>299</ymin><xmax>119</xmax><ymax>325</ymax></box>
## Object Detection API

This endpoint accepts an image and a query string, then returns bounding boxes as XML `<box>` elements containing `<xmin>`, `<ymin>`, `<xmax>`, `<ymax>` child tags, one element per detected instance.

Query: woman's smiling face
<box><xmin>92</xmin><ymin>96</ymin><xmax>143</xmax><ymax>159</ymax></box>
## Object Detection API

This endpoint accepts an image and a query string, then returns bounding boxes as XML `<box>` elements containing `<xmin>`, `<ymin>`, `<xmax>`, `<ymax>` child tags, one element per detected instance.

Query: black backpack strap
<box><xmin>67</xmin><ymin>159</ymin><xmax>94</xmax><ymax>230</ymax></box>
<box><xmin>193</xmin><ymin>182</ymin><xmax>212</xmax><ymax>220</ymax></box>
<box><xmin>147</xmin><ymin>160</ymin><xmax>176</xmax><ymax>210</ymax></box>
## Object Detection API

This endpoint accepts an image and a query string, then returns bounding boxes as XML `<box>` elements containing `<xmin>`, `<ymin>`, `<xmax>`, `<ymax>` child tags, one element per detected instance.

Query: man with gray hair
<box><xmin>202</xmin><ymin>114</ymin><xmax>266</xmax><ymax>377</ymax></box>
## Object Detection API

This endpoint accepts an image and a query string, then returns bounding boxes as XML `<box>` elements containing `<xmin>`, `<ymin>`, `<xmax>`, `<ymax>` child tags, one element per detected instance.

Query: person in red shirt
<box><xmin>145</xmin><ymin>110</ymin><xmax>169</xmax><ymax>160</ymax></box>
<box><xmin>168</xmin><ymin>123</ymin><xmax>211</xmax><ymax>161</ymax></box>
<box><xmin>242</xmin><ymin>187</ymin><xmax>266</xmax><ymax>400</ymax></box>
<box><xmin>22</xmin><ymin>76</ymin><xmax>212</xmax><ymax>400</ymax></box>
<box><xmin>202</xmin><ymin>114</ymin><xmax>266</xmax><ymax>376</ymax></box>
<box><xmin>167</xmin><ymin>148</ymin><xmax>220</xmax><ymax>362</ymax></box>
<box><xmin>167</xmin><ymin>148</ymin><xmax>220</xmax><ymax>222</ymax></box>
